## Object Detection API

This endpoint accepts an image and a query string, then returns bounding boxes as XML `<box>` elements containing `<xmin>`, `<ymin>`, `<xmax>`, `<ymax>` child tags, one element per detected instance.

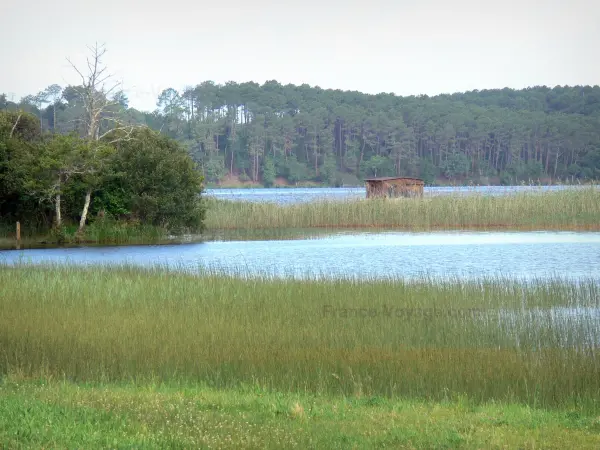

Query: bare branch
<box><xmin>66</xmin><ymin>43</ymin><xmax>127</xmax><ymax>141</ymax></box>
<box><xmin>100</xmin><ymin>116</ymin><xmax>131</xmax><ymax>124</ymax></box>
<box><xmin>98</xmin><ymin>125</ymin><xmax>138</xmax><ymax>142</ymax></box>
<box><xmin>103</xmin><ymin>82</ymin><xmax>122</xmax><ymax>98</ymax></box>
<box><xmin>66</xmin><ymin>58</ymin><xmax>87</xmax><ymax>86</ymax></box>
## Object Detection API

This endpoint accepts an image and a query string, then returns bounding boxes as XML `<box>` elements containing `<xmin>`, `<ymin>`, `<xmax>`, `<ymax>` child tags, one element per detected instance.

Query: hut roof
<box><xmin>364</xmin><ymin>177</ymin><xmax>424</xmax><ymax>182</ymax></box>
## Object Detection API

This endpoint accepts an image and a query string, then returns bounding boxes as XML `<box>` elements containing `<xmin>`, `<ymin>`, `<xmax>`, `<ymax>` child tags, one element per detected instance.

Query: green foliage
<box><xmin>501</xmin><ymin>160</ymin><xmax>545</xmax><ymax>185</ymax></box>
<box><xmin>202</xmin><ymin>154</ymin><xmax>226</xmax><ymax>182</ymax></box>
<box><xmin>0</xmin><ymin>110</ymin><xmax>40</xmax><ymax>141</ymax></box>
<box><xmin>419</xmin><ymin>158</ymin><xmax>437</xmax><ymax>185</ymax></box>
<box><xmin>111</xmin><ymin>128</ymin><xmax>205</xmax><ymax>231</ymax></box>
<box><xmin>49</xmin><ymin>224</ymin><xmax>67</xmax><ymax>244</ymax></box>
<box><xmin>319</xmin><ymin>154</ymin><xmax>337</xmax><ymax>185</ymax></box>
<box><xmin>282</xmin><ymin>159</ymin><xmax>310</xmax><ymax>184</ymax></box>
<box><xmin>262</xmin><ymin>156</ymin><xmax>276</xmax><ymax>187</ymax></box>
<box><xmin>132</xmin><ymin>83</ymin><xmax>600</xmax><ymax>185</ymax></box>
<box><xmin>441</xmin><ymin>152</ymin><xmax>471</xmax><ymax>179</ymax></box>
<box><xmin>360</xmin><ymin>155</ymin><xmax>392</xmax><ymax>178</ymax></box>
<box><xmin>5</xmin><ymin>82</ymin><xmax>600</xmax><ymax>185</ymax></box>
<box><xmin>0</xmin><ymin>112</ymin><xmax>50</xmax><ymax>224</ymax></box>
<box><xmin>0</xmin><ymin>112</ymin><xmax>206</xmax><ymax>234</ymax></box>
<box><xmin>580</xmin><ymin>148</ymin><xmax>600</xmax><ymax>179</ymax></box>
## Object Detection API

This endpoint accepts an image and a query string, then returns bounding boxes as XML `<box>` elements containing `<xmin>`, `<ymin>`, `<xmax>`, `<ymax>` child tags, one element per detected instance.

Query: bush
<box><xmin>111</xmin><ymin>129</ymin><xmax>206</xmax><ymax>232</ymax></box>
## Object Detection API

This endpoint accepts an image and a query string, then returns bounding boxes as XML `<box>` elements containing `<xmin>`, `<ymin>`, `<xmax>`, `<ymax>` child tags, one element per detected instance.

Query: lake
<box><xmin>205</xmin><ymin>185</ymin><xmax>594</xmax><ymax>204</ymax></box>
<box><xmin>2</xmin><ymin>231</ymin><xmax>599</xmax><ymax>281</ymax></box>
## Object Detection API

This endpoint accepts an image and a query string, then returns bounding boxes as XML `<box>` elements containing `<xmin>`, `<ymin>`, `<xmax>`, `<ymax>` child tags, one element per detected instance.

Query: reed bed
<box><xmin>204</xmin><ymin>187</ymin><xmax>600</xmax><ymax>231</ymax></box>
<box><xmin>1</xmin><ymin>265</ymin><xmax>599</xmax><ymax>411</ymax></box>
<box><xmin>0</xmin><ymin>221</ymin><xmax>168</xmax><ymax>249</ymax></box>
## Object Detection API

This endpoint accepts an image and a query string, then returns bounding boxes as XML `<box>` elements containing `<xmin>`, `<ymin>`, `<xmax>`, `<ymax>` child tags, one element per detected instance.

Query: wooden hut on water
<box><xmin>365</xmin><ymin>177</ymin><xmax>424</xmax><ymax>199</ymax></box>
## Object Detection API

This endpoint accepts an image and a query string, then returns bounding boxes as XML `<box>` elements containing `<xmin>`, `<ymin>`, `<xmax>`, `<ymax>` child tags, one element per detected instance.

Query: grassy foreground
<box><xmin>205</xmin><ymin>187</ymin><xmax>600</xmax><ymax>231</ymax></box>
<box><xmin>2</xmin><ymin>376</ymin><xmax>600</xmax><ymax>448</ymax></box>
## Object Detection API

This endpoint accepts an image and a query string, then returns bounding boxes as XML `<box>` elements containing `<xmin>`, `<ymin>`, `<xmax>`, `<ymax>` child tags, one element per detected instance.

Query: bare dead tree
<box><xmin>67</xmin><ymin>43</ymin><xmax>132</xmax><ymax>141</ymax></box>
<box><xmin>66</xmin><ymin>43</ymin><xmax>140</xmax><ymax>234</ymax></box>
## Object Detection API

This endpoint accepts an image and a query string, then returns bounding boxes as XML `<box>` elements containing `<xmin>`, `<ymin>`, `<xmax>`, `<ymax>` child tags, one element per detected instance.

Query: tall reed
<box><xmin>0</xmin><ymin>221</ymin><xmax>168</xmax><ymax>249</ymax></box>
<box><xmin>1</xmin><ymin>265</ymin><xmax>598</xmax><ymax>411</ymax></box>
<box><xmin>204</xmin><ymin>187</ymin><xmax>600</xmax><ymax>231</ymax></box>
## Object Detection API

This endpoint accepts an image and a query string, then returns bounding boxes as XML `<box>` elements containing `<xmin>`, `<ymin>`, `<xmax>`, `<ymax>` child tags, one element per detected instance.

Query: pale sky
<box><xmin>2</xmin><ymin>0</ymin><xmax>599</xmax><ymax>112</ymax></box>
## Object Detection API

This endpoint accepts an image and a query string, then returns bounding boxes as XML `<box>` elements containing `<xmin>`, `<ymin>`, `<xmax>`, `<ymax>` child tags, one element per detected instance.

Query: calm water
<box><xmin>205</xmin><ymin>185</ymin><xmax>593</xmax><ymax>204</ymax></box>
<box><xmin>2</xmin><ymin>231</ymin><xmax>599</xmax><ymax>281</ymax></box>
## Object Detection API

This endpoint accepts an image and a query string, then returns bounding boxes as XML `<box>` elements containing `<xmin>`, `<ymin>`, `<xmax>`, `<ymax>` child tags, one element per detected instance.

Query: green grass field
<box><xmin>204</xmin><ymin>187</ymin><xmax>600</xmax><ymax>231</ymax></box>
<box><xmin>2</xmin><ymin>376</ymin><xmax>600</xmax><ymax>448</ymax></box>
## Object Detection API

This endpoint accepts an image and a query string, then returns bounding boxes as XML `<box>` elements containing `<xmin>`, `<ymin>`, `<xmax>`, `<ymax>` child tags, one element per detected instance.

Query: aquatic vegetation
<box><xmin>0</xmin><ymin>220</ymin><xmax>169</xmax><ymax>249</ymax></box>
<box><xmin>204</xmin><ymin>187</ymin><xmax>600</xmax><ymax>231</ymax></box>
<box><xmin>1</xmin><ymin>265</ymin><xmax>599</xmax><ymax>412</ymax></box>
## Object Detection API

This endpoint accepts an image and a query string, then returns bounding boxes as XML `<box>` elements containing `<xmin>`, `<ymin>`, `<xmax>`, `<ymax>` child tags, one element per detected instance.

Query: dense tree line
<box><xmin>3</xmin><ymin>79</ymin><xmax>600</xmax><ymax>186</ymax></box>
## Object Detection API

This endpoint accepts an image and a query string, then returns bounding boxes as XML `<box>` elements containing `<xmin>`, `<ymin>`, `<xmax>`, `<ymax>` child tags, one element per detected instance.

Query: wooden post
<box><xmin>16</xmin><ymin>221</ymin><xmax>21</xmax><ymax>250</ymax></box>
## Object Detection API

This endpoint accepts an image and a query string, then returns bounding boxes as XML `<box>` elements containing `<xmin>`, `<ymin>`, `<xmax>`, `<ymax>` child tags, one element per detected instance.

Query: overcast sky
<box><xmin>2</xmin><ymin>0</ymin><xmax>599</xmax><ymax>112</ymax></box>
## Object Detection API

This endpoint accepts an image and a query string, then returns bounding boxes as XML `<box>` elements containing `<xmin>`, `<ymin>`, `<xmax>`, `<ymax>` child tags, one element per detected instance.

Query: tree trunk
<box><xmin>78</xmin><ymin>189</ymin><xmax>92</xmax><ymax>233</ymax></box>
<box><xmin>55</xmin><ymin>193</ymin><xmax>62</xmax><ymax>227</ymax></box>
<box><xmin>358</xmin><ymin>136</ymin><xmax>366</xmax><ymax>174</ymax></box>
<box><xmin>9</xmin><ymin>114</ymin><xmax>22</xmax><ymax>138</ymax></box>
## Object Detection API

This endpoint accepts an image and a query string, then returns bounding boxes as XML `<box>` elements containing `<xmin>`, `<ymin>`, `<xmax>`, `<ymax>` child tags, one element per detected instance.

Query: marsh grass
<box><xmin>1</xmin><ymin>265</ymin><xmax>599</xmax><ymax>411</ymax></box>
<box><xmin>204</xmin><ymin>187</ymin><xmax>600</xmax><ymax>231</ymax></box>
<box><xmin>81</xmin><ymin>219</ymin><xmax>166</xmax><ymax>244</ymax></box>
<box><xmin>0</xmin><ymin>220</ymin><xmax>168</xmax><ymax>249</ymax></box>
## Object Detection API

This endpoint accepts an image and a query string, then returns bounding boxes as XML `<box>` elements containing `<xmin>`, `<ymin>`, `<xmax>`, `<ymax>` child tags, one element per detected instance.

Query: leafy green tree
<box><xmin>43</xmin><ymin>84</ymin><xmax>63</xmax><ymax>131</ymax></box>
<box><xmin>262</xmin><ymin>156</ymin><xmax>276</xmax><ymax>187</ymax></box>
<box><xmin>285</xmin><ymin>159</ymin><xmax>310</xmax><ymax>184</ymax></box>
<box><xmin>203</xmin><ymin>154</ymin><xmax>226</xmax><ymax>183</ymax></box>
<box><xmin>156</xmin><ymin>88</ymin><xmax>184</xmax><ymax>137</ymax></box>
<box><xmin>580</xmin><ymin>148</ymin><xmax>600</xmax><ymax>179</ymax></box>
<box><xmin>419</xmin><ymin>158</ymin><xmax>437</xmax><ymax>185</ymax></box>
<box><xmin>19</xmin><ymin>134</ymin><xmax>113</xmax><ymax>228</ymax></box>
<box><xmin>110</xmin><ymin>128</ymin><xmax>205</xmax><ymax>231</ymax></box>
<box><xmin>320</xmin><ymin>154</ymin><xmax>337</xmax><ymax>185</ymax></box>
<box><xmin>441</xmin><ymin>153</ymin><xmax>470</xmax><ymax>179</ymax></box>
<box><xmin>361</xmin><ymin>155</ymin><xmax>389</xmax><ymax>178</ymax></box>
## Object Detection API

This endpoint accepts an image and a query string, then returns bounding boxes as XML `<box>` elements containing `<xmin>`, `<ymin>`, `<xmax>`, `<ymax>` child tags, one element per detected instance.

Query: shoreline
<box><xmin>2</xmin><ymin>187</ymin><xmax>600</xmax><ymax>249</ymax></box>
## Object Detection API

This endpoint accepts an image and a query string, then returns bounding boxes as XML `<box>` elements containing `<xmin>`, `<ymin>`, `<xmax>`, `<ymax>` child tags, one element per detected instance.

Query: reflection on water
<box><xmin>205</xmin><ymin>185</ymin><xmax>595</xmax><ymax>204</ymax></box>
<box><xmin>1</xmin><ymin>231</ymin><xmax>599</xmax><ymax>281</ymax></box>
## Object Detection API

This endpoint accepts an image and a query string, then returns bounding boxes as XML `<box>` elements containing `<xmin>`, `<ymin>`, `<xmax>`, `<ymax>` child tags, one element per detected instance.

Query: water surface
<box><xmin>206</xmin><ymin>185</ymin><xmax>593</xmax><ymax>204</ymax></box>
<box><xmin>2</xmin><ymin>231</ymin><xmax>599</xmax><ymax>281</ymax></box>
